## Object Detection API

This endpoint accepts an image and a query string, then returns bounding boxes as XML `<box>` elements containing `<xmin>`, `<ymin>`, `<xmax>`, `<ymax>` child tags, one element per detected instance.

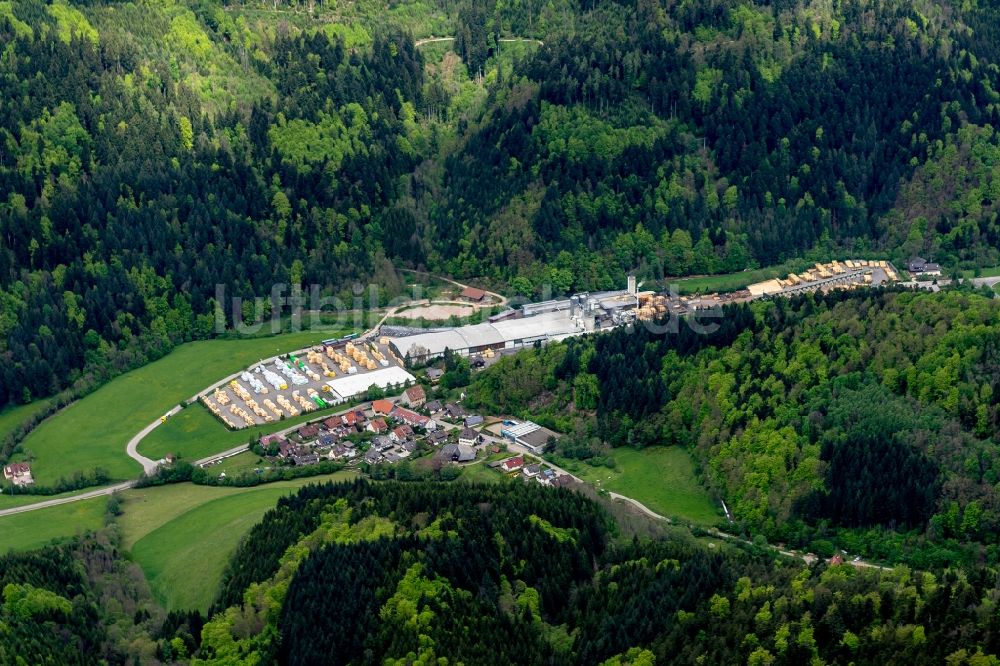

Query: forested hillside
<box><xmin>165</xmin><ymin>480</ymin><xmax>1000</xmax><ymax>663</ymax></box>
<box><xmin>467</xmin><ymin>285</ymin><xmax>1000</xmax><ymax>568</ymax></box>
<box><xmin>6</xmin><ymin>0</ymin><xmax>1000</xmax><ymax>414</ymax></box>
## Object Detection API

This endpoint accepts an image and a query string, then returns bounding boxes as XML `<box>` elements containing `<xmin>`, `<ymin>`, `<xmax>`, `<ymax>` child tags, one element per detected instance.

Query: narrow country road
<box><xmin>0</xmin><ymin>480</ymin><xmax>136</xmax><ymax>518</ymax></box>
<box><xmin>398</xmin><ymin>268</ymin><xmax>509</xmax><ymax>308</ymax></box>
<box><xmin>413</xmin><ymin>36</ymin><xmax>544</xmax><ymax>48</ymax></box>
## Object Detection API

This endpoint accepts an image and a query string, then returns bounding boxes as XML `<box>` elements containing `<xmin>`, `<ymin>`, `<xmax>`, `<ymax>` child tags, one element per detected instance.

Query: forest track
<box><xmin>414</xmin><ymin>36</ymin><xmax>544</xmax><ymax>48</ymax></box>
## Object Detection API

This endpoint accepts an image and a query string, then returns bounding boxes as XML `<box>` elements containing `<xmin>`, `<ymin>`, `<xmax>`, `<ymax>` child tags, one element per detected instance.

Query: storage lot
<box><xmin>201</xmin><ymin>338</ymin><xmax>410</xmax><ymax>429</ymax></box>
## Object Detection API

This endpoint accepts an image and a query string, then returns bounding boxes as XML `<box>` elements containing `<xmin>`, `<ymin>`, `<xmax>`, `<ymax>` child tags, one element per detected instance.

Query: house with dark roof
<box><xmin>551</xmin><ymin>474</ymin><xmax>573</xmax><ymax>488</ymax></box>
<box><xmin>364</xmin><ymin>448</ymin><xmax>382</xmax><ymax>464</ymax></box>
<box><xmin>425</xmin><ymin>400</ymin><xmax>443</xmax><ymax>414</ymax></box>
<box><xmin>293</xmin><ymin>453</ymin><xmax>320</xmax><ymax>466</ymax></box>
<box><xmin>523</xmin><ymin>463</ymin><xmax>541</xmax><ymax>478</ymax></box>
<box><xmin>316</xmin><ymin>434</ymin><xmax>337</xmax><ymax>449</ymax></box>
<box><xmin>329</xmin><ymin>444</ymin><xmax>357</xmax><ymax>460</ymax></box>
<box><xmin>426</xmin><ymin>368</ymin><xmax>444</xmax><ymax>383</ymax></box>
<box><xmin>297</xmin><ymin>424</ymin><xmax>321</xmax><ymax>440</ymax></box>
<box><xmin>373</xmin><ymin>436</ymin><xmax>394</xmax><ymax>452</ymax></box>
<box><xmin>278</xmin><ymin>441</ymin><xmax>297</xmax><ymax>458</ymax></box>
<box><xmin>455</xmin><ymin>444</ymin><xmax>476</xmax><ymax>462</ymax></box>
<box><xmin>907</xmin><ymin>257</ymin><xmax>942</xmax><ymax>276</ymax></box>
<box><xmin>458</xmin><ymin>427</ymin><xmax>480</xmax><ymax>447</ymax></box>
<box><xmin>426</xmin><ymin>430</ymin><xmax>448</xmax><ymax>446</ymax></box>
<box><xmin>444</xmin><ymin>403</ymin><xmax>466</xmax><ymax>419</ymax></box>
<box><xmin>464</xmin><ymin>414</ymin><xmax>484</xmax><ymax>427</ymax></box>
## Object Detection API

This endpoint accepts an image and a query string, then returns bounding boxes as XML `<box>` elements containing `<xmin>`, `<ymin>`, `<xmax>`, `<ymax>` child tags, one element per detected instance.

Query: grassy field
<box><xmin>671</xmin><ymin>259</ymin><xmax>816</xmax><ymax>294</ymax></box>
<box><xmin>0</xmin><ymin>399</ymin><xmax>53</xmax><ymax>439</ymax></box>
<box><xmin>16</xmin><ymin>329</ymin><xmax>351</xmax><ymax>486</ymax></box>
<box><xmin>122</xmin><ymin>471</ymin><xmax>358</xmax><ymax>612</ymax></box>
<box><xmin>556</xmin><ymin>447</ymin><xmax>721</xmax><ymax>525</ymax></box>
<box><xmin>0</xmin><ymin>495</ymin><xmax>108</xmax><ymax>552</ymax></box>
<box><xmin>139</xmin><ymin>395</ymin><xmax>364</xmax><ymax>462</ymax></box>
<box><xmin>962</xmin><ymin>265</ymin><xmax>1000</xmax><ymax>278</ymax></box>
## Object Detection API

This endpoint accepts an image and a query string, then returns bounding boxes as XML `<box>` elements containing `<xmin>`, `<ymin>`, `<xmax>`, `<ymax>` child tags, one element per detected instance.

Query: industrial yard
<box><xmin>193</xmin><ymin>260</ymin><xmax>899</xmax><ymax>431</ymax></box>
<box><xmin>385</xmin><ymin>261</ymin><xmax>899</xmax><ymax>365</ymax></box>
<box><xmin>743</xmin><ymin>259</ymin><xmax>898</xmax><ymax>298</ymax></box>
<box><xmin>200</xmin><ymin>335</ymin><xmax>416</xmax><ymax>429</ymax></box>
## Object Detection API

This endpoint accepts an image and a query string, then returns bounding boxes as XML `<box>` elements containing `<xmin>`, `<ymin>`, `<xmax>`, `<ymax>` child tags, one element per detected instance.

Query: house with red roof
<box><xmin>500</xmin><ymin>457</ymin><xmax>524</xmax><ymax>473</ymax></box>
<box><xmin>367</xmin><ymin>417</ymin><xmax>389</xmax><ymax>434</ymax></box>
<box><xmin>372</xmin><ymin>399</ymin><xmax>394</xmax><ymax>415</ymax></box>
<box><xmin>403</xmin><ymin>385</ymin><xmax>426</xmax><ymax>408</ymax></box>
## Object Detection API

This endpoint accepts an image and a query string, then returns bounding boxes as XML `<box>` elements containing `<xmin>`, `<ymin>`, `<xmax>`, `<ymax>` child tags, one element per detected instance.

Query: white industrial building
<box><xmin>325</xmin><ymin>366</ymin><xmax>416</xmax><ymax>402</ymax></box>
<box><xmin>386</xmin><ymin>278</ymin><xmax>645</xmax><ymax>364</ymax></box>
<box><xmin>386</xmin><ymin>309</ymin><xmax>584</xmax><ymax>363</ymax></box>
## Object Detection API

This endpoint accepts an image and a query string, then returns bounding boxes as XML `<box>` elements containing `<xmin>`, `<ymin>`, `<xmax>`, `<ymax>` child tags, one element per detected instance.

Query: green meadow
<box><xmin>0</xmin><ymin>496</ymin><xmax>108</xmax><ymax>552</ymax></box>
<box><xmin>556</xmin><ymin>446</ymin><xmax>721</xmax><ymax>526</ymax></box>
<box><xmin>121</xmin><ymin>472</ymin><xmax>358</xmax><ymax>612</ymax></box>
<box><xmin>15</xmin><ymin>329</ymin><xmax>350</xmax><ymax>486</ymax></box>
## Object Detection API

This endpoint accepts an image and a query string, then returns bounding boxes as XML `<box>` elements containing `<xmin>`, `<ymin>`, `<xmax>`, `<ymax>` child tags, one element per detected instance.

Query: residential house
<box><xmin>426</xmin><ymin>430</ymin><xmax>448</xmax><ymax>446</ymax></box>
<box><xmin>278</xmin><ymin>441</ymin><xmax>297</xmax><ymax>459</ymax></box>
<box><xmin>372</xmin><ymin>399</ymin><xmax>395</xmax><ymax>415</ymax></box>
<box><xmin>907</xmin><ymin>257</ymin><xmax>942</xmax><ymax>276</ymax></box>
<box><xmin>364</xmin><ymin>448</ymin><xmax>382</xmax><ymax>465</ymax></box>
<box><xmin>373</xmin><ymin>436</ymin><xmax>394</xmax><ymax>452</ymax></box>
<box><xmin>367</xmin><ymin>417</ymin><xmax>389</xmax><ymax>434</ymax></box>
<box><xmin>323</xmin><ymin>416</ymin><xmax>341</xmax><ymax>431</ymax></box>
<box><xmin>391</xmin><ymin>406</ymin><xmax>437</xmax><ymax>431</ymax></box>
<box><xmin>538</xmin><ymin>469</ymin><xmax>558</xmax><ymax>485</ymax></box>
<box><xmin>426</xmin><ymin>368</ymin><xmax>444</xmax><ymax>383</ymax></box>
<box><xmin>444</xmin><ymin>403</ymin><xmax>466</xmax><ymax>420</ymax></box>
<box><xmin>464</xmin><ymin>415</ymin><xmax>484</xmax><ymax>427</ymax></box>
<box><xmin>403</xmin><ymin>385</ymin><xmax>426</xmax><ymax>408</ymax></box>
<box><xmin>342</xmin><ymin>409</ymin><xmax>367</xmax><ymax>430</ymax></box>
<box><xmin>455</xmin><ymin>444</ymin><xmax>476</xmax><ymax>462</ymax></box>
<box><xmin>390</xmin><ymin>424</ymin><xmax>414</xmax><ymax>443</ymax></box>
<box><xmin>384</xmin><ymin>451</ymin><xmax>404</xmax><ymax>464</ymax></box>
<box><xmin>260</xmin><ymin>433</ymin><xmax>283</xmax><ymax>448</ymax></box>
<box><xmin>297</xmin><ymin>424</ymin><xmax>320</xmax><ymax>441</ymax></box>
<box><xmin>438</xmin><ymin>443</ymin><xmax>459</xmax><ymax>461</ymax></box>
<box><xmin>551</xmin><ymin>474</ymin><xmax>573</xmax><ymax>488</ymax></box>
<box><xmin>523</xmin><ymin>463</ymin><xmax>541</xmax><ymax>478</ymax></box>
<box><xmin>293</xmin><ymin>452</ymin><xmax>320</xmax><ymax>466</ymax></box>
<box><xmin>425</xmin><ymin>400</ymin><xmax>443</xmax><ymax>414</ymax></box>
<box><xmin>329</xmin><ymin>444</ymin><xmax>357</xmax><ymax>460</ymax></box>
<box><xmin>500</xmin><ymin>457</ymin><xmax>524</xmax><ymax>473</ymax></box>
<box><xmin>3</xmin><ymin>463</ymin><xmax>33</xmax><ymax>486</ymax></box>
<box><xmin>402</xmin><ymin>439</ymin><xmax>419</xmax><ymax>454</ymax></box>
<box><xmin>316</xmin><ymin>434</ymin><xmax>337</xmax><ymax>449</ymax></box>
<box><xmin>458</xmin><ymin>427</ymin><xmax>480</xmax><ymax>447</ymax></box>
